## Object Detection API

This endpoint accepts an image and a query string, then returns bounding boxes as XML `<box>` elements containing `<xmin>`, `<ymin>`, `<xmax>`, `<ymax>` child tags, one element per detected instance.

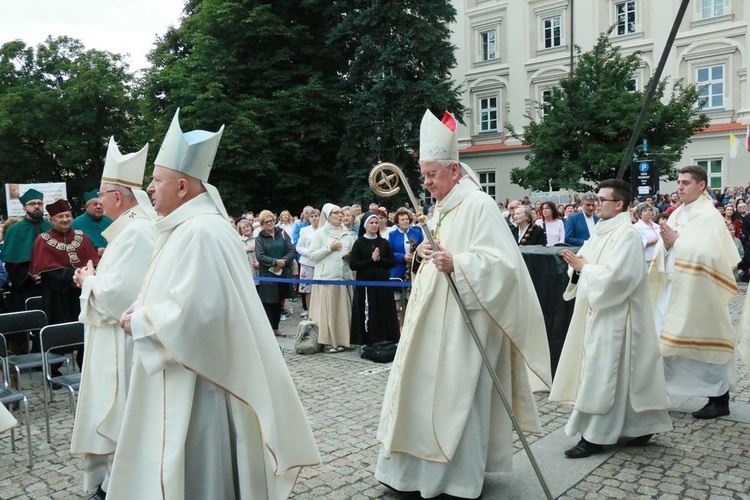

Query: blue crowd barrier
<box><xmin>254</xmin><ymin>276</ymin><xmax>412</xmax><ymax>288</ymax></box>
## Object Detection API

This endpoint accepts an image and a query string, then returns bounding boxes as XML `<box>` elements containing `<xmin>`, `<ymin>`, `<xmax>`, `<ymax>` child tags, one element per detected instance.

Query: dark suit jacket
<box><xmin>511</xmin><ymin>224</ymin><xmax>546</xmax><ymax>246</ymax></box>
<box><xmin>564</xmin><ymin>211</ymin><xmax>599</xmax><ymax>246</ymax></box>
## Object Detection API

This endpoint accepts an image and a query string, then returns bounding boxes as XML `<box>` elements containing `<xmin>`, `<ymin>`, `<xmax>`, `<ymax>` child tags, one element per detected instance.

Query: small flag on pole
<box><xmin>746</xmin><ymin>125</ymin><xmax>750</xmax><ymax>152</ymax></box>
<box><xmin>730</xmin><ymin>133</ymin><xmax>739</xmax><ymax>159</ymax></box>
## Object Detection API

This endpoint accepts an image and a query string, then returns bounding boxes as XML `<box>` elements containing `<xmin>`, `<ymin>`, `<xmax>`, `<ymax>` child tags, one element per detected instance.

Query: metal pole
<box><xmin>369</xmin><ymin>162</ymin><xmax>554</xmax><ymax>500</ymax></box>
<box><xmin>616</xmin><ymin>0</ymin><xmax>691</xmax><ymax>180</ymax></box>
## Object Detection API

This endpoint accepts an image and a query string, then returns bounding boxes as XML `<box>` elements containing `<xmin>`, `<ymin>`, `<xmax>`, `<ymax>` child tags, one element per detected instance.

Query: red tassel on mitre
<box><xmin>441</xmin><ymin>111</ymin><xmax>457</xmax><ymax>132</ymax></box>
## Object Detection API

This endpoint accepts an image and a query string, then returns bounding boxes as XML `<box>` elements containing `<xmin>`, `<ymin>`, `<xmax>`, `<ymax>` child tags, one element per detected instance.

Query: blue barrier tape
<box><xmin>253</xmin><ymin>275</ymin><xmax>412</xmax><ymax>288</ymax></box>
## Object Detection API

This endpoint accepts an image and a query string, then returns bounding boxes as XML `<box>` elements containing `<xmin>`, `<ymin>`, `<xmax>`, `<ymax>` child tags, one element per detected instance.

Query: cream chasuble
<box><xmin>550</xmin><ymin>212</ymin><xmax>671</xmax><ymax>444</ymax></box>
<box><xmin>376</xmin><ymin>178</ymin><xmax>551</xmax><ymax>474</ymax></box>
<box><xmin>70</xmin><ymin>206</ymin><xmax>158</xmax><ymax>491</ymax></box>
<box><xmin>106</xmin><ymin>194</ymin><xmax>320</xmax><ymax>500</ymax></box>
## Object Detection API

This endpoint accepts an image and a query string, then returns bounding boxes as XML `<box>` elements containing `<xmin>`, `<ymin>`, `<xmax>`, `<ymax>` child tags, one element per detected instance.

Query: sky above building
<box><xmin>0</xmin><ymin>0</ymin><xmax>186</xmax><ymax>72</ymax></box>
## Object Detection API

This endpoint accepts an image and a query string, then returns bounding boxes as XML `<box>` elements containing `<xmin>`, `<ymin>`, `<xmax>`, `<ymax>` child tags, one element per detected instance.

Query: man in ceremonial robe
<box><xmin>1</xmin><ymin>189</ymin><xmax>52</xmax><ymax>313</ymax></box>
<box><xmin>551</xmin><ymin>179</ymin><xmax>672</xmax><ymax>459</ymax></box>
<box><xmin>374</xmin><ymin>110</ymin><xmax>551</xmax><ymax>499</ymax></box>
<box><xmin>72</xmin><ymin>189</ymin><xmax>113</xmax><ymax>256</ymax></box>
<box><xmin>649</xmin><ymin>165</ymin><xmax>740</xmax><ymax>419</ymax></box>
<box><xmin>69</xmin><ymin>138</ymin><xmax>156</xmax><ymax>499</ymax></box>
<box><xmin>108</xmin><ymin>109</ymin><xmax>320</xmax><ymax>499</ymax></box>
<box><xmin>30</xmin><ymin>199</ymin><xmax>100</xmax><ymax>327</ymax></box>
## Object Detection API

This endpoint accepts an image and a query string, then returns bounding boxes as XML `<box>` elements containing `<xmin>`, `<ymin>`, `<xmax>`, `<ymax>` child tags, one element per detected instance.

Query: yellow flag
<box><xmin>729</xmin><ymin>133</ymin><xmax>738</xmax><ymax>159</ymax></box>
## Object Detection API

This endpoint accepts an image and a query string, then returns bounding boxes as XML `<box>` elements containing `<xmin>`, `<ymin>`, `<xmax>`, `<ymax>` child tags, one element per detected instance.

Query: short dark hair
<box><xmin>597</xmin><ymin>179</ymin><xmax>632</xmax><ymax>213</ymax></box>
<box><xmin>679</xmin><ymin>165</ymin><xmax>708</xmax><ymax>186</ymax></box>
<box><xmin>540</xmin><ymin>201</ymin><xmax>559</xmax><ymax>219</ymax></box>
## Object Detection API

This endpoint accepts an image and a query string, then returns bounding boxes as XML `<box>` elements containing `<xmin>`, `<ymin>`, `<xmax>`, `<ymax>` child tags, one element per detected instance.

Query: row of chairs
<box><xmin>0</xmin><ymin>299</ymin><xmax>84</xmax><ymax>468</ymax></box>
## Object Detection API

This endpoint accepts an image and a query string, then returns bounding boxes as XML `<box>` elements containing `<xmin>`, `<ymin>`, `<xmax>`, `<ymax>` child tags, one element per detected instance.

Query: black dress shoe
<box><xmin>564</xmin><ymin>438</ymin><xmax>603</xmax><ymax>459</ymax></box>
<box><xmin>91</xmin><ymin>485</ymin><xmax>106</xmax><ymax>499</ymax></box>
<box><xmin>692</xmin><ymin>401</ymin><xmax>730</xmax><ymax>419</ymax></box>
<box><xmin>626</xmin><ymin>433</ymin><xmax>653</xmax><ymax>447</ymax></box>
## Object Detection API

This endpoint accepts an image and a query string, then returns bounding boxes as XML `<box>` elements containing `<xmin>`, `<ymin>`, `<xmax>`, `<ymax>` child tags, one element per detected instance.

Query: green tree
<box><xmin>508</xmin><ymin>31</ymin><xmax>710</xmax><ymax>192</ymax></box>
<box><xmin>0</xmin><ymin>37</ymin><xmax>139</xmax><ymax>211</ymax></box>
<box><xmin>328</xmin><ymin>0</ymin><xmax>464</xmax><ymax>205</ymax></box>
<box><xmin>139</xmin><ymin>0</ymin><xmax>346</xmax><ymax>215</ymax></box>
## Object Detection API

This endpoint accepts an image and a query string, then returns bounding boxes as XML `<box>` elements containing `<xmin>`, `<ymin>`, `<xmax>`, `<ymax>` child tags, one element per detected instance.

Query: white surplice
<box><xmin>0</xmin><ymin>403</ymin><xmax>16</xmax><ymax>434</ymax></box>
<box><xmin>106</xmin><ymin>193</ymin><xmax>320</xmax><ymax>500</ymax></box>
<box><xmin>550</xmin><ymin>212</ymin><xmax>672</xmax><ymax>444</ymax></box>
<box><xmin>375</xmin><ymin>178</ymin><xmax>551</xmax><ymax>499</ymax></box>
<box><xmin>70</xmin><ymin>206</ymin><xmax>158</xmax><ymax>492</ymax></box>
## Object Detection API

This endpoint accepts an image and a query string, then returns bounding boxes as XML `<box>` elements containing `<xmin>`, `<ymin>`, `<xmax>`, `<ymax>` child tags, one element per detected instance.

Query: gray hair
<box><xmin>634</xmin><ymin>202</ymin><xmax>653</xmax><ymax>219</ymax></box>
<box><xmin>514</xmin><ymin>205</ymin><xmax>533</xmax><ymax>224</ymax></box>
<box><xmin>579</xmin><ymin>193</ymin><xmax>596</xmax><ymax>203</ymax></box>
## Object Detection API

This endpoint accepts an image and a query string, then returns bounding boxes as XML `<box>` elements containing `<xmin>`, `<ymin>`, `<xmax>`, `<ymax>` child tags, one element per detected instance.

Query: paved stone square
<box><xmin>1</xmin><ymin>293</ymin><xmax>749</xmax><ymax>499</ymax></box>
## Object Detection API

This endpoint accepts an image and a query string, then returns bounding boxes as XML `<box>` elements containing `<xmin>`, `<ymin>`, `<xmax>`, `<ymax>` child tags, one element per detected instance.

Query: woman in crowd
<box><xmin>536</xmin><ymin>201</ymin><xmax>565</xmax><ymax>246</ymax></box>
<box><xmin>349</xmin><ymin>212</ymin><xmax>400</xmax><ymax>346</ymax></box>
<box><xmin>511</xmin><ymin>205</ymin><xmax>546</xmax><ymax>246</ymax></box>
<box><xmin>377</xmin><ymin>207</ymin><xmax>391</xmax><ymax>237</ymax></box>
<box><xmin>341</xmin><ymin>206</ymin><xmax>358</xmax><ymax>237</ymax></box>
<box><xmin>255</xmin><ymin>210</ymin><xmax>295</xmax><ymax>337</ymax></box>
<box><xmin>309</xmin><ymin>203</ymin><xmax>355</xmax><ymax>352</ymax></box>
<box><xmin>633</xmin><ymin>202</ymin><xmax>660</xmax><ymax>271</ymax></box>
<box><xmin>724</xmin><ymin>203</ymin><xmax>741</xmax><ymax>238</ymax></box>
<box><xmin>296</xmin><ymin>208</ymin><xmax>320</xmax><ymax>316</ymax></box>
<box><xmin>388</xmin><ymin>207</ymin><xmax>423</xmax><ymax>327</ymax></box>
<box><xmin>237</xmin><ymin>219</ymin><xmax>258</xmax><ymax>275</ymax></box>
<box><xmin>277</xmin><ymin>209</ymin><xmax>295</xmax><ymax>237</ymax></box>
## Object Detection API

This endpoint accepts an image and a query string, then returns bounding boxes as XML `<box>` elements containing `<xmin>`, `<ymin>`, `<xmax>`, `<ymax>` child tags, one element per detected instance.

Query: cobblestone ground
<box><xmin>1</xmin><ymin>292</ymin><xmax>749</xmax><ymax>499</ymax></box>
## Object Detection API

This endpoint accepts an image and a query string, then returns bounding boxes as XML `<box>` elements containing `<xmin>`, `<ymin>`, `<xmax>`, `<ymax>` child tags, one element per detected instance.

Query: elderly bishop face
<box><xmin>147</xmin><ymin>166</ymin><xmax>190</xmax><ymax>217</ymax></box>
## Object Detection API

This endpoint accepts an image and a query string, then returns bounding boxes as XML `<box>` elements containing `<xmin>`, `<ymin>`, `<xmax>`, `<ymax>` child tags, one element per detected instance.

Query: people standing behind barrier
<box><xmin>277</xmin><ymin>209</ymin><xmax>295</xmax><ymax>238</ymax></box>
<box><xmin>633</xmin><ymin>202</ymin><xmax>661</xmax><ymax>271</ymax></box>
<box><xmin>388</xmin><ymin>208</ymin><xmax>424</xmax><ymax>327</ymax></box>
<box><xmin>536</xmin><ymin>201</ymin><xmax>565</xmax><ymax>246</ymax></box>
<box><xmin>295</xmin><ymin>208</ymin><xmax>320</xmax><ymax>317</ymax></box>
<box><xmin>565</xmin><ymin>194</ymin><xmax>598</xmax><ymax>246</ymax></box>
<box><xmin>256</xmin><ymin>210</ymin><xmax>296</xmax><ymax>337</ymax></box>
<box><xmin>237</xmin><ymin>219</ymin><xmax>258</xmax><ymax>277</ymax></box>
<box><xmin>349</xmin><ymin>212</ymin><xmax>400</xmax><ymax>346</ymax></box>
<box><xmin>511</xmin><ymin>205</ymin><xmax>546</xmax><ymax>246</ymax></box>
<box><xmin>309</xmin><ymin>204</ymin><xmax>355</xmax><ymax>352</ymax></box>
<box><xmin>724</xmin><ymin>204</ymin><xmax>741</xmax><ymax>238</ymax></box>
<box><xmin>341</xmin><ymin>206</ymin><xmax>357</xmax><ymax>238</ymax></box>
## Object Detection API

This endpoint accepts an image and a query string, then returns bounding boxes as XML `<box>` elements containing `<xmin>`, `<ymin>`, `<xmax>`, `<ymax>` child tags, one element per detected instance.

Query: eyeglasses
<box><xmin>24</xmin><ymin>202</ymin><xmax>43</xmax><ymax>207</ymax></box>
<box><xmin>595</xmin><ymin>198</ymin><xmax>618</xmax><ymax>204</ymax></box>
<box><xmin>97</xmin><ymin>190</ymin><xmax>118</xmax><ymax>198</ymax></box>
<box><xmin>262</xmin><ymin>219</ymin><xmax>275</xmax><ymax>224</ymax></box>
<box><xmin>420</xmin><ymin>165</ymin><xmax>451</xmax><ymax>183</ymax></box>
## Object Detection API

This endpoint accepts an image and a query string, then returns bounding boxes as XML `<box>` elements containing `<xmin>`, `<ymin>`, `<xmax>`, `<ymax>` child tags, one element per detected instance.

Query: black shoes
<box><xmin>626</xmin><ymin>434</ymin><xmax>653</xmax><ymax>447</ymax></box>
<box><xmin>564</xmin><ymin>438</ymin><xmax>603</xmax><ymax>459</ymax></box>
<box><xmin>692</xmin><ymin>392</ymin><xmax>730</xmax><ymax>419</ymax></box>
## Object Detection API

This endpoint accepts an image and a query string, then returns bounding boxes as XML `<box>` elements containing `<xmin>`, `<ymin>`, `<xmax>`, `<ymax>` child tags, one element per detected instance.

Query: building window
<box><xmin>697</xmin><ymin>159</ymin><xmax>723</xmax><ymax>189</ymax></box>
<box><xmin>699</xmin><ymin>0</ymin><xmax>724</xmax><ymax>19</ymax></box>
<box><xmin>626</xmin><ymin>78</ymin><xmax>638</xmax><ymax>92</ymax></box>
<box><xmin>540</xmin><ymin>89</ymin><xmax>553</xmax><ymax>117</ymax></box>
<box><xmin>479</xmin><ymin>97</ymin><xmax>498</xmax><ymax>133</ymax></box>
<box><xmin>479</xmin><ymin>171</ymin><xmax>496</xmax><ymax>199</ymax></box>
<box><xmin>615</xmin><ymin>1</ymin><xmax>637</xmax><ymax>35</ymax></box>
<box><xmin>543</xmin><ymin>16</ymin><xmax>562</xmax><ymax>49</ymax></box>
<box><xmin>696</xmin><ymin>65</ymin><xmax>724</xmax><ymax>109</ymax></box>
<box><xmin>480</xmin><ymin>30</ymin><xmax>497</xmax><ymax>61</ymax></box>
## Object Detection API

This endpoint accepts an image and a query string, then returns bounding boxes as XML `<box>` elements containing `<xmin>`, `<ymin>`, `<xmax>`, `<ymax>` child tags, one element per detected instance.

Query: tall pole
<box><xmin>616</xmin><ymin>0</ymin><xmax>691</xmax><ymax>180</ymax></box>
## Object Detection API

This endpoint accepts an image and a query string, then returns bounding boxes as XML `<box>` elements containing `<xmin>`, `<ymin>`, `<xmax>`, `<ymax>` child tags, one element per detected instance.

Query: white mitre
<box><xmin>418</xmin><ymin>109</ymin><xmax>478</xmax><ymax>184</ymax></box>
<box><xmin>102</xmin><ymin>137</ymin><xmax>149</xmax><ymax>188</ymax></box>
<box><xmin>153</xmin><ymin>108</ymin><xmax>229</xmax><ymax>219</ymax></box>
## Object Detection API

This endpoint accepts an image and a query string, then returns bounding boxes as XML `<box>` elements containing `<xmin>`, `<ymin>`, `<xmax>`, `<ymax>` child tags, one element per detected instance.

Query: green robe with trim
<box><xmin>71</xmin><ymin>212</ymin><xmax>113</xmax><ymax>249</ymax></box>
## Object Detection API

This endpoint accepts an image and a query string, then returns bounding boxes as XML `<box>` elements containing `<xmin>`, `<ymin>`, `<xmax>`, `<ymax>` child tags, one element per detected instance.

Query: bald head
<box><xmin>147</xmin><ymin>165</ymin><xmax>207</xmax><ymax>216</ymax></box>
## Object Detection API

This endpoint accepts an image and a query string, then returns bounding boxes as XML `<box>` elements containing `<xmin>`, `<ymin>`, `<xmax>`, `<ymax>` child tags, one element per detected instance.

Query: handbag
<box><xmin>294</xmin><ymin>319</ymin><xmax>321</xmax><ymax>354</ymax></box>
<box><xmin>361</xmin><ymin>341</ymin><xmax>398</xmax><ymax>363</ymax></box>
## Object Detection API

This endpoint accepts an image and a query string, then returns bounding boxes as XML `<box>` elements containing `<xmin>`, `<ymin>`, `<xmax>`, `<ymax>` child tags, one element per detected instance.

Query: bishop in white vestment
<box><xmin>551</xmin><ymin>180</ymin><xmax>672</xmax><ymax>458</ymax></box>
<box><xmin>107</xmin><ymin>110</ymin><xmax>320</xmax><ymax>499</ymax></box>
<box><xmin>70</xmin><ymin>138</ymin><xmax>157</xmax><ymax>496</ymax></box>
<box><xmin>375</xmin><ymin>110</ymin><xmax>551</xmax><ymax>499</ymax></box>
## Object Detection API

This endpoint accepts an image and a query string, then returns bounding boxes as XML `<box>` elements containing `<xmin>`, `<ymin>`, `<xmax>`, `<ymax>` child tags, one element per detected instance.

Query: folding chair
<box><xmin>24</xmin><ymin>296</ymin><xmax>42</xmax><ymax>311</ymax></box>
<box><xmin>0</xmin><ymin>334</ymin><xmax>33</xmax><ymax>468</ymax></box>
<box><xmin>0</xmin><ymin>310</ymin><xmax>66</xmax><ymax>392</ymax></box>
<box><xmin>39</xmin><ymin>322</ymin><xmax>84</xmax><ymax>443</ymax></box>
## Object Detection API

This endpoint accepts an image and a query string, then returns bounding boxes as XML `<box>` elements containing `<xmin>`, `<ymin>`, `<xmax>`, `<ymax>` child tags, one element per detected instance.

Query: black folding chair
<box><xmin>40</xmin><ymin>322</ymin><xmax>84</xmax><ymax>443</ymax></box>
<box><xmin>0</xmin><ymin>310</ymin><xmax>67</xmax><ymax>392</ymax></box>
<box><xmin>0</xmin><ymin>334</ymin><xmax>33</xmax><ymax>468</ymax></box>
<box><xmin>24</xmin><ymin>296</ymin><xmax>42</xmax><ymax>312</ymax></box>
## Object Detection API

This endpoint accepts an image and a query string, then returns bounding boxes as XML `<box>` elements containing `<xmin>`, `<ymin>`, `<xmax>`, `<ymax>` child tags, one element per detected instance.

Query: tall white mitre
<box><xmin>101</xmin><ymin>137</ymin><xmax>149</xmax><ymax>188</ymax></box>
<box><xmin>154</xmin><ymin>108</ymin><xmax>229</xmax><ymax>219</ymax></box>
<box><xmin>419</xmin><ymin>109</ymin><xmax>478</xmax><ymax>184</ymax></box>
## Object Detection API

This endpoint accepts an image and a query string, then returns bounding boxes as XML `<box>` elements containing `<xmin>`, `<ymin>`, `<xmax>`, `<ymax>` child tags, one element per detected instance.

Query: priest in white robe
<box><xmin>374</xmin><ymin>110</ymin><xmax>551</xmax><ymax>499</ymax></box>
<box><xmin>551</xmin><ymin>179</ymin><xmax>672</xmax><ymax>459</ymax></box>
<box><xmin>108</xmin><ymin>110</ymin><xmax>320</xmax><ymax>499</ymax></box>
<box><xmin>70</xmin><ymin>137</ymin><xmax>157</xmax><ymax>498</ymax></box>
<box><xmin>649</xmin><ymin>166</ymin><xmax>740</xmax><ymax>420</ymax></box>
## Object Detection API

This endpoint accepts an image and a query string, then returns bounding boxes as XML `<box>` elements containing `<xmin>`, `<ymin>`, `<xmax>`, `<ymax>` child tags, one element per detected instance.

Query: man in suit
<box><xmin>565</xmin><ymin>194</ymin><xmax>598</xmax><ymax>246</ymax></box>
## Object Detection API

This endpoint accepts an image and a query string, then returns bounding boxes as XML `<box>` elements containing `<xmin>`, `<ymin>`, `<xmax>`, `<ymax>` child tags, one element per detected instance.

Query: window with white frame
<box><xmin>696</xmin><ymin>65</ymin><xmax>724</xmax><ymax>109</ymax></box>
<box><xmin>699</xmin><ymin>0</ymin><xmax>724</xmax><ymax>19</ymax></box>
<box><xmin>615</xmin><ymin>1</ymin><xmax>637</xmax><ymax>35</ymax></box>
<box><xmin>480</xmin><ymin>30</ymin><xmax>497</xmax><ymax>61</ymax></box>
<box><xmin>479</xmin><ymin>171</ymin><xmax>496</xmax><ymax>199</ymax></box>
<box><xmin>540</xmin><ymin>89</ymin><xmax>553</xmax><ymax>117</ymax></box>
<box><xmin>543</xmin><ymin>16</ymin><xmax>562</xmax><ymax>49</ymax></box>
<box><xmin>479</xmin><ymin>97</ymin><xmax>498</xmax><ymax>133</ymax></box>
<box><xmin>697</xmin><ymin>159</ymin><xmax>723</xmax><ymax>190</ymax></box>
<box><xmin>626</xmin><ymin>77</ymin><xmax>638</xmax><ymax>92</ymax></box>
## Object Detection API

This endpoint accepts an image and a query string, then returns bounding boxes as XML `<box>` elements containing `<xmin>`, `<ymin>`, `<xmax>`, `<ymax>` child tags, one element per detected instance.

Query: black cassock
<box><xmin>348</xmin><ymin>235</ymin><xmax>400</xmax><ymax>346</ymax></box>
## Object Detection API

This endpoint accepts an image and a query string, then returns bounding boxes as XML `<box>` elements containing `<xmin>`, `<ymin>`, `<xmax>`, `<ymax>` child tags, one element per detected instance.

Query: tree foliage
<box><xmin>328</xmin><ymin>0</ymin><xmax>464</xmax><ymax>205</ymax></box>
<box><xmin>508</xmin><ymin>31</ymin><xmax>710</xmax><ymax>192</ymax></box>
<box><xmin>0</xmin><ymin>37</ymin><xmax>138</xmax><ymax>211</ymax></box>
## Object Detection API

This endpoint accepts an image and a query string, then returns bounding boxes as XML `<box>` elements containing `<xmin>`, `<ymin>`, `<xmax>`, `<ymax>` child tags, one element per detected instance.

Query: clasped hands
<box><xmin>73</xmin><ymin>260</ymin><xmax>96</xmax><ymax>288</ymax></box>
<box><xmin>417</xmin><ymin>239</ymin><xmax>454</xmax><ymax>274</ymax></box>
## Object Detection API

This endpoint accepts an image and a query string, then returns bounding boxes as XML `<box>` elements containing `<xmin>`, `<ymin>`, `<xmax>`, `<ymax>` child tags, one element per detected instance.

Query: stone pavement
<box><xmin>1</xmin><ymin>293</ymin><xmax>749</xmax><ymax>499</ymax></box>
